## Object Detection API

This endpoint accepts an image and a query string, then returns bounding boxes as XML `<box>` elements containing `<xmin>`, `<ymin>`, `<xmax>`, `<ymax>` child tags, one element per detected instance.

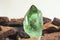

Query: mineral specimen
<box><xmin>23</xmin><ymin>5</ymin><xmax>43</xmax><ymax>38</ymax></box>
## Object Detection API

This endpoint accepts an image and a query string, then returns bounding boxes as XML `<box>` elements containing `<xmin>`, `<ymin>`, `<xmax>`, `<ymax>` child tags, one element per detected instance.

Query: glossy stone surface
<box><xmin>23</xmin><ymin>5</ymin><xmax>43</xmax><ymax>38</ymax></box>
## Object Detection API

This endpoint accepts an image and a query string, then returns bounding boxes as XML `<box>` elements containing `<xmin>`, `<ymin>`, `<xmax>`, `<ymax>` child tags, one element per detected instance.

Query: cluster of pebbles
<box><xmin>0</xmin><ymin>17</ymin><xmax>60</xmax><ymax>40</ymax></box>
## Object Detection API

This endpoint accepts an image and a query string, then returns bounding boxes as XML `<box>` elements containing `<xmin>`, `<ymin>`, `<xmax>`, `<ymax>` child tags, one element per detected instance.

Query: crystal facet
<box><xmin>23</xmin><ymin>5</ymin><xmax>43</xmax><ymax>38</ymax></box>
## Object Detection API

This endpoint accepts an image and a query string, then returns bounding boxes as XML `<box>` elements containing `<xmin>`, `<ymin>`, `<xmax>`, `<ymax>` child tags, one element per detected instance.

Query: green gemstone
<box><xmin>23</xmin><ymin>5</ymin><xmax>43</xmax><ymax>38</ymax></box>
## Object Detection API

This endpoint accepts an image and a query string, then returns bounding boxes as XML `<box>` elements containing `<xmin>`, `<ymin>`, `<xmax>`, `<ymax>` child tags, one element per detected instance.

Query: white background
<box><xmin>0</xmin><ymin>0</ymin><xmax>60</xmax><ymax>20</ymax></box>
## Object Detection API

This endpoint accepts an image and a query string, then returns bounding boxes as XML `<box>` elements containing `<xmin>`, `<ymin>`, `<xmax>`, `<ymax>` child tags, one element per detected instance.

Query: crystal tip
<box><xmin>31</xmin><ymin>5</ymin><xmax>36</xmax><ymax>8</ymax></box>
<box><xmin>30</xmin><ymin>5</ymin><xmax>37</xmax><ymax>12</ymax></box>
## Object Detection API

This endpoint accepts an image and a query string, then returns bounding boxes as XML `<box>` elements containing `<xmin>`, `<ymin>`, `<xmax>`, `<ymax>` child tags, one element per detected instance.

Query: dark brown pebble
<box><xmin>0</xmin><ymin>27</ymin><xmax>2</xmax><ymax>31</ymax></box>
<box><xmin>19</xmin><ymin>31</ymin><xmax>30</xmax><ymax>38</ymax></box>
<box><xmin>43</xmin><ymin>17</ymin><xmax>51</xmax><ymax>24</ymax></box>
<box><xmin>52</xmin><ymin>17</ymin><xmax>60</xmax><ymax>26</ymax></box>
<box><xmin>4</xmin><ymin>21</ymin><xmax>23</xmax><ymax>27</ymax></box>
<box><xmin>8</xmin><ymin>32</ymin><xmax>18</xmax><ymax>40</ymax></box>
<box><xmin>43</xmin><ymin>27</ymin><xmax>58</xmax><ymax>35</ymax></box>
<box><xmin>0</xmin><ymin>17</ymin><xmax>9</xmax><ymax>25</ymax></box>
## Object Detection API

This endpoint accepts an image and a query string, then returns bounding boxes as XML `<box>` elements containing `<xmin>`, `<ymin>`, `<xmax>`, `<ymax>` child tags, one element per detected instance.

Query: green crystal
<box><xmin>23</xmin><ymin>5</ymin><xmax>43</xmax><ymax>38</ymax></box>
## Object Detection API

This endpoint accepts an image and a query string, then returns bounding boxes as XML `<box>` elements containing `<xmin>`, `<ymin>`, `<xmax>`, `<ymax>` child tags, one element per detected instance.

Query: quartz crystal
<box><xmin>23</xmin><ymin>5</ymin><xmax>43</xmax><ymax>38</ymax></box>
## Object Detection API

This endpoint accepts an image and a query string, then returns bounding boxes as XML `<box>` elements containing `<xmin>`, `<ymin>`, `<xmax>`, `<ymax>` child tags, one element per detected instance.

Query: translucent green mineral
<box><xmin>23</xmin><ymin>5</ymin><xmax>43</xmax><ymax>38</ymax></box>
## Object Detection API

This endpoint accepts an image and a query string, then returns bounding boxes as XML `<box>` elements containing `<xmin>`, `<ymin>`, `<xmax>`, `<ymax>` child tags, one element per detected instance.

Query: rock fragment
<box><xmin>52</xmin><ymin>17</ymin><xmax>60</xmax><ymax>26</ymax></box>
<box><xmin>43</xmin><ymin>17</ymin><xmax>51</xmax><ymax>24</ymax></box>
<box><xmin>0</xmin><ymin>17</ymin><xmax>9</xmax><ymax>25</ymax></box>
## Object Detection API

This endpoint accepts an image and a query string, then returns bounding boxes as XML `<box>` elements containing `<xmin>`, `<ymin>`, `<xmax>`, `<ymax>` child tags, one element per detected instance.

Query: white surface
<box><xmin>0</xmin><ymin>0</ymin><xmax>60</xmax><ymax>19</ymax></box>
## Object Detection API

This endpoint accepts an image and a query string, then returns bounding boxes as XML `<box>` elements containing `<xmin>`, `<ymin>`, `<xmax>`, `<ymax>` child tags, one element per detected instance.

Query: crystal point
<box><xmin>23</xmin><ymin>5</ymin><xmax>43</xmax><ymax>38</ymax></box>
<box><xmin>30</xmin><ymin>5</ymin><xmax>37</xmax><ymax>12</ymax></box>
